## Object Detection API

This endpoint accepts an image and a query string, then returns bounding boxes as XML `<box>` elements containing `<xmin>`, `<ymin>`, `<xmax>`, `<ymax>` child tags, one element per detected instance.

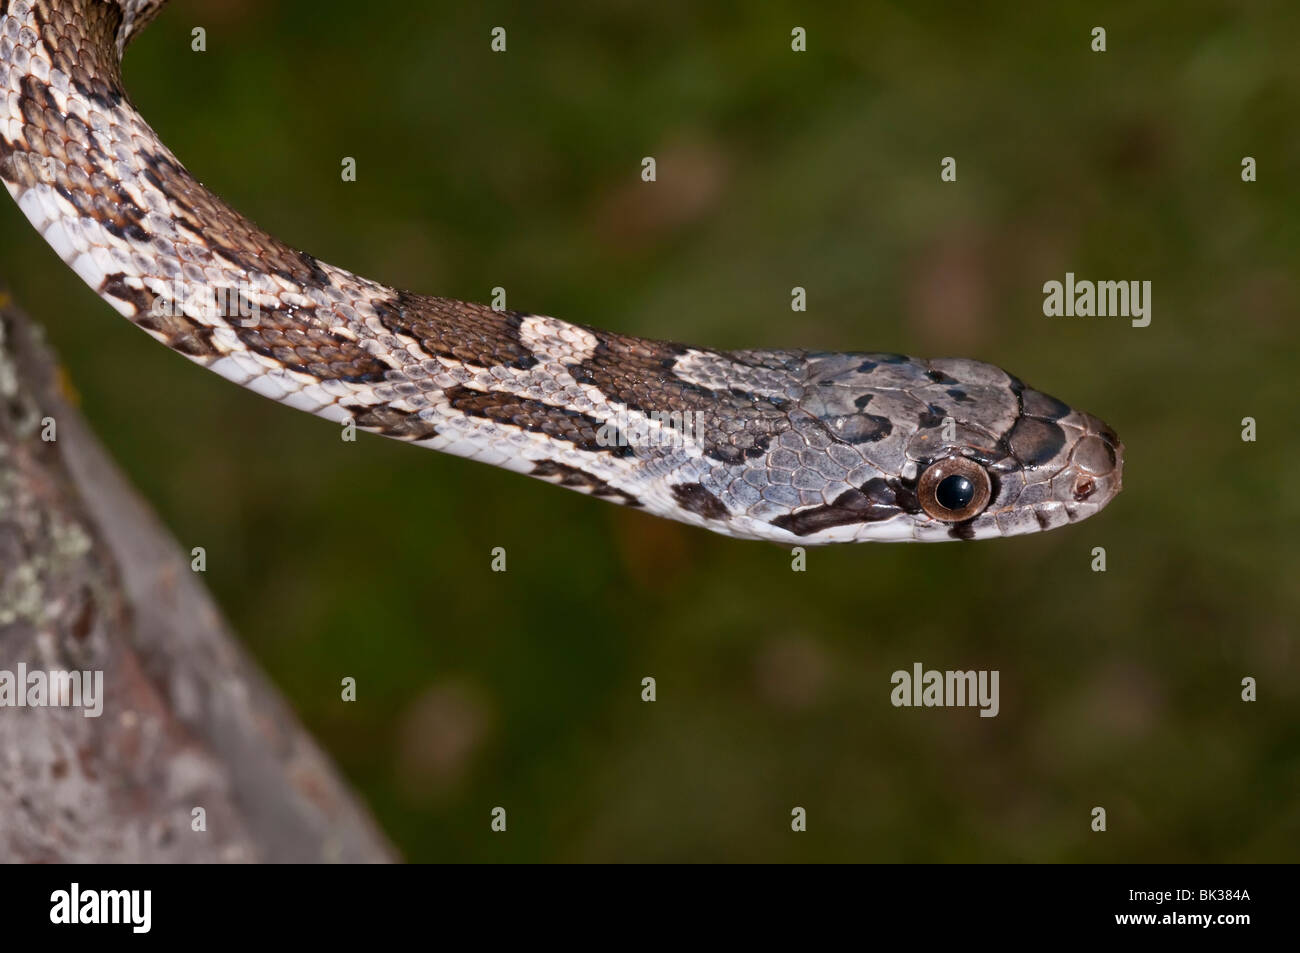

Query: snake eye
<box><xmin>936</xmin><ymin>474</ymin><xmax>974</xmax><ymax>510</ymax></box>
<box><xmin>918</xmin><ymin>457</ymin><xmax>991</xmax><ymax>522</ymax></box>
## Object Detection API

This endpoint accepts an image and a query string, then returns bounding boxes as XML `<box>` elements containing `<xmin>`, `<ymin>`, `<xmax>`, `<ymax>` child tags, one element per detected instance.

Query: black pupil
<box><xmin>935</xmin><ymin>474</ymin><xmax>975</xmax><ymax>511</ymax></box>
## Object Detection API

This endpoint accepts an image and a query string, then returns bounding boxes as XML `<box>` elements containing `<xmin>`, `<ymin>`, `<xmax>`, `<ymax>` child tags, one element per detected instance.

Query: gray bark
<box><xmin>0</xmin><ymin>290</ymin><xmax>395</xmax><ymax>862</ymax></box>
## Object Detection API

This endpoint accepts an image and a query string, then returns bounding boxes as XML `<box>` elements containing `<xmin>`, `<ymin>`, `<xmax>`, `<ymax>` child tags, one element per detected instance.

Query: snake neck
<box><xmin>105</xmin><ymin>0</ymin><xmax>167</xmax><ymax>53</ymax></box>
<box><xmin>115</xmin><ymin>0</ymin><xmax>166</xmax><ymax>49</ymax></box>
<box><xmin>23</xmin><ymin>0</ymin><xmax>166</xmax><ymax>56</ymax></box>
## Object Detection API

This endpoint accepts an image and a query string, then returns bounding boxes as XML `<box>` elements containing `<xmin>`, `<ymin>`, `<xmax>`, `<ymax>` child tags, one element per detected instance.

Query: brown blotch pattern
<box><xmin>772</xmin><ymin>478</ymin><xmax>915</xmax><ymax>536</ymax></box>
<box><xmin>1006</xmin><ymin>416</ymin><xmax>1066</xmax><ymax>467</ymax></box>
<box><xmin>374</xmin><ymin>290</ymin><xmax>538</xmax><ymax>371</ymax></box>
<box><xmin>671</xmin><ymin>482</ymin><xmax>730</xmax><ymax>521</ymax></box>
<box><xmin>236</xmin><ymin>310</ymin><xmax>390</xmax><ymax>384</ymax></box>
<box><xmin>140</xmin><ymin>149</ymin><xmax>333</xmax><ymax>289</ymax></box>
<box><xmin>530</xmin><ymin>460</ymin><xmax>642</xmax><ymax>507</ymax></box>
<box><xmin>351</xmin><ymin>405</ymin><xmax>442</xmax><ymax>441</ymax></box>
<box><xmin>444</xmin><ymin>385</ymin><xmax>630</xmax><ymax>457</ymax></box>
<box><xmin>32</xmin><ymin>0</ymin><xmax>124</xmax><ymax>109</ymax></box>
<box><xmin>101</xmin><ymin>273</ymin><xmax>220</xmax><ymax>358</ymax></box>
<box><xmin>571</xmin><ymin>333</ymin><xmax>791</xmax><ymax>465</ymax></box>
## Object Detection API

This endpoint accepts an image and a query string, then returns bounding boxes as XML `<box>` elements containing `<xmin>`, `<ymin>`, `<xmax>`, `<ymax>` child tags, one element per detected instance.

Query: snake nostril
<box><xmin>1073</xmin><ymin>476</ymin><xmax>1095</xmax><ymax>501</ymax></box>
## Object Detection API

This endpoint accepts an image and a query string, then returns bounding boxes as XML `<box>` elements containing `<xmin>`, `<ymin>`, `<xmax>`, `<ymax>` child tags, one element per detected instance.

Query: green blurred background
<box><xmin>2</xmin><ymin>0</ymin><xmax>1297</xmax><ymax>861</ymax></box>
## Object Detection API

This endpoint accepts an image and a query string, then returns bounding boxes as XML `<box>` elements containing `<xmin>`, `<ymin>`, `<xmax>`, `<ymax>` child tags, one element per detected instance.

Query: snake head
<box><xmin>906</xmin><ymin>397</ymin><xmax>1125</xmax><ymax>542</ymax></box>
<box><xmin>781</xmin><ymin>353</ymin><xmax>1124</xmax><ymax>542</ymax></box>
<box><xmin>953</xmin><ymin>402</ymin><xmax>1124</xmax><ymax>541</ymax></box>
<box><xmin>900</xmin><ymin>358</ymin><xmax>1123</xmax><ymax>541</ymax></box>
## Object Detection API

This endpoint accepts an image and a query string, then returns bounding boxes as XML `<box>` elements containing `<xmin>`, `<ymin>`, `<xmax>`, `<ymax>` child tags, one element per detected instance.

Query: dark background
<box><xmin>1</xmin><ymin>0</ymin><xmax>1296</xmax><ymax>861</ymax></box>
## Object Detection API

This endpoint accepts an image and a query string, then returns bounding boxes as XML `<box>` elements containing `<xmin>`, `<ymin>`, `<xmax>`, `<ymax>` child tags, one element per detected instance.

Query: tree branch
<box><xmin>0</xmin><ymin>289</ymin><xmax>394</xmax><ymax>862</ymax></box>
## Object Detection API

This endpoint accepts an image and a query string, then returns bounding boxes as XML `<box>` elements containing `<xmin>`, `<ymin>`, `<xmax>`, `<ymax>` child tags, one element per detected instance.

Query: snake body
<box><xmin>0</xmin><ymin>0</ymin><xmax>1122</xmax><ymax>543</ymax></box>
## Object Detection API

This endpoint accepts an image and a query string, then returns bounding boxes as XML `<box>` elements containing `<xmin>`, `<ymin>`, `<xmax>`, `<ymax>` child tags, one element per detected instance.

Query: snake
<box><xmin>1</xmin><ymin>0</ymin><xmax>1123</xmax><ymax>544</ymax></box>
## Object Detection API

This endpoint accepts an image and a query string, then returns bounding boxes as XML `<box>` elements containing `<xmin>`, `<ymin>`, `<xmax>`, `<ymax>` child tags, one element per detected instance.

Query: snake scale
<box><xmin>1</xmin><ymin>0</ymin><xmax>1122</xmax><ymax>543</ymax></box>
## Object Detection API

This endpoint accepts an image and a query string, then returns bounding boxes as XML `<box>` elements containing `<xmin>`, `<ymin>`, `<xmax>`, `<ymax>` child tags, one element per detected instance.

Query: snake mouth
<box><xmin>1108</xmin><ymin>434</ymin><xmax>1126</xmax><ymax>495</ymax></box>
<box><xmin>1060</xmin><ymin>414</ymin><xmax>1124</xmax><ymax>519</ymax></box>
